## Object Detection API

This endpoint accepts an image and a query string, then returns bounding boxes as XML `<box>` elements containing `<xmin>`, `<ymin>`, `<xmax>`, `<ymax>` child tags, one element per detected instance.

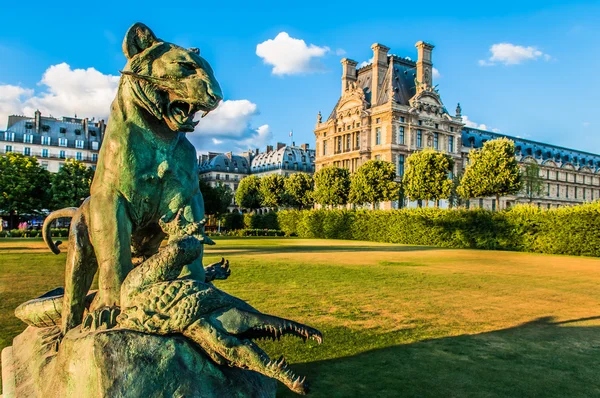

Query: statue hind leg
<box><xmin>61</xmin><ymin>200</ymin><xmax>98</xmax><ymax>333</ymax></box>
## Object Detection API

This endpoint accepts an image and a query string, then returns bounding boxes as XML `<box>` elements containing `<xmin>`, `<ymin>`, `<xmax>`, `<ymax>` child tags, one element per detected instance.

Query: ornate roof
<box><xmin>250</xmin><ymin>145</ymin><xmax>315</xmax><ymax>172</ymax></box>
<box><xmin>462</xmin><ymin>127</ymin><xmax>600</xmax><ymax>171</ymax></box>
<box><xmin>198</xmin><ymin>153</ymin><xmax>251</xmax><ymax>174</ymax></box>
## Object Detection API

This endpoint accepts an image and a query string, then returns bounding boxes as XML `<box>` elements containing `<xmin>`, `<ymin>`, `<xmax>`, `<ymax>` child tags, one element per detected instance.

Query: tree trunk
<box><xmin>496</xmin><ymin>194</ymin><xmax>500</xmax><ymax>211</ymax></box>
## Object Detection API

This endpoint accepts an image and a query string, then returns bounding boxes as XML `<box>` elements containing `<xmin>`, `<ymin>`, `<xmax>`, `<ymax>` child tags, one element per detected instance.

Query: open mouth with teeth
<box><xmin>235</xmin><ymin>320</ymin><xmax>323</xmax><ymax>395</ymax></box>
<box><xmin>167</xmin><ymin>99</ymin><xmax>212</xmax><ymax>133</ymax></box>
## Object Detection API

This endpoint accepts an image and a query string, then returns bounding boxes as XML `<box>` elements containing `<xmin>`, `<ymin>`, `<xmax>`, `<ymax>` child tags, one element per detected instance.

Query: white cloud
<box><xmin>359</xmin><ymin>57</ymin><xmax>374</xmax><ymax>68</ymax></box>
<box><xmin>335</xmin><ymin>48</ymin><xmax>346</xmax><ymax>56</ymax></box>
<box><xmin>256</xmin><ymin>32</ymin><xmax>330</xmax><ymax>75</ymax></box>
<box><xmin>479</xmin><ymin>43</ymin><xmax>550</xmax><ymax>66</ymax></box>
<box><xmin>0</xmin><ymin>63</ymin><xmax>119</xmax><ymax>129</ymax></box>
<box><xmin>432</xmin><ymin>67</ymin><xmax>441</xmax><ymax>79</ymax></box>
<box><xmin>462</xmin><ymin>115</ymin><xmax>489</xmax><ymax>130</ymax></box>
<box><xmin>189</xmin><ymin>100</ymin><xmax>272</xmax><ymax>153</ymax></box>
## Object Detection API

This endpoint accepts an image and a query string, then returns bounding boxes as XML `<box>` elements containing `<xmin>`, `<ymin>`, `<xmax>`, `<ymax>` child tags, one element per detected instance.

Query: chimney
<box><xmin>340</xmin><ymin>58</ymin><xmax>358</xmax><ymax>95</ymax></box>
<box><xmin>83</xmin><ymin>117</ymin><xmax>89</xmax><ymax>139</ymax></box>
<box><xmin>255</xmin><ymin>148</ymin><xmax>259</xmax><ymax>155</ymax></box>
<box><xmin>370</xmin><ymin>43</ymin><xmax>390</xmax><ymax>104</ymax></box>
<box><xmin>276</xmin><ymin>142</ymin><xmax>285</xmax><ymax>150</ymax></box>
<box><xmin>415</xmin><ymin>41</ymin><xmax>434</xmax><ymax>93</ymax></box>
<box><xmin>301</xmin><ymin>143</ymin><xmax>309</xmax><ymax>151</ymax></box>
<box><xmin>266</xmin><ymin>145</ymin><xmax>274</xmax><ymax>153</ymax></box>
<box><xmin>34</xmin><ymin>109</ymin><xmax>41</xmax><ymax>133</ymax></box>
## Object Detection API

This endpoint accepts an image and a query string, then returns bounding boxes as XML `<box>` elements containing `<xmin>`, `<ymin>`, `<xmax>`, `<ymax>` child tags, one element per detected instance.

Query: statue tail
<box><xmin>42</xmin><ymin>208</ymin><xmax>77</xmax><ymax>255</ymax></box>
<box><xmin>14</xmin><ymin>288</ymin><xmax>96</xmax><ymax>328</ymax></box>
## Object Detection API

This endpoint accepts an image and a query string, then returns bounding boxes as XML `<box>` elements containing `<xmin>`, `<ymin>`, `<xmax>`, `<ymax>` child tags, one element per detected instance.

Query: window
<box><xmin>435</xmin><ymin>123</ymin><xmax>439</xmax><ymax>129</ymax></box>
<box><xmin>448</xmin><ymin>136</ymin><xmax>454</xmax><ymax>152</ymax></box>
<box><xmin>418</xmin><ymin>120</ymin><xmax>423</xmax><ymax>126</ymax></box>
<box><xmin>376</xmin><ymin>118</ymin><xmax>380</xmax><ymax>124</ymax></box>
<box><xmin>42</xmin><ymin>136</ymin><xmax>51</xmax><ymax>145</ymax></box>
<box><xmin>216</xmin><ymin>174</ymin><xmax>221</xmax><ymax>180</ymax></box>
<box><xmin>60</xmin><ymin>150</ymin><xmax>66</xmax><ymax>159</ymax></box>
<box><xmin>23</xmin><ymin>134</ymin><xmax>33</xmax><ymax>143</ymax></box>
<box><xmin>25</xmin><ymin>122</ymin><xmax>33</xmax><ymax>129</ymax></box>
<box><xmin>346</xmin><ymin>134</ymin><xmax>351</xmax><ymax>150</ymax></box>
<box><xmin>75</xmin><ymin>140</ymin><xmax>84</xmax><ymax>149</ymax></box>
<box><xmin>4</xmin><ymin>132</ymin><xmax>15</xmax><ymax>141</ymax></box>
<box><xmin>355</xmin><ymin>133</ymin><xmax>360</xmax><ymax>149</ymax></box>
<box><xmin>75</xmin><ymin>152</ymin><xmax>82</xmax><ymax>161</ymax></box>
<box><xmin>323</xmin><ymin>141</ymin><xmax>327</xmax><ymax>155</ymax></box>
<box><xmin>91</xmin><ymin>141</ymin><xmax>99</xmax><ymax>150</ymax></box>
<box><xmin>5</xmin><ymin>145</ymin><xmax>12</xmax><ymax>153</ymax></box>
<box><xmin>400</xmin><ymin>116</ymin><xmax>405</xmax><ymax>123</ymax></box>
<box><xmin>398</xmin><ymin>155</ymin><xmax>405</xmax><ymax>177</ymax></box>
<box><xmin>60</xmin><ymin>127</ymin><xmax>67</xmax><ymax>134</ymax></box>
<box><xmin>74</xmin><ymin>129</ymin><xmax>81</xmax><ymax>135</ymax></box>
<box><xmin>59</xmin><ymin>138</ymin><xmax>68</xmax><ymax>147</ymax></box>
<box><xmin>92</xmin><ymin>154</ymin><xmax>98</xmax><ymax>162</ymax></box>
<box><xmin>547</xmin><ymin>183</ymin><xmax>550</xmax><ymax>196</ymax></box>
<box><xmin>225</xmin><ymin>174</ymin><xmax>230</xmax><ymax>180</ymax></box>
<box><xmin>417</xmin><ymin>130</ymin><xmax>422</xmax><ymax>148</ymax></box>
<box><xmin>433</xmin><ymin>133</ymin><xmax>439</xmax><ymax>150</ymax></box>
<box><xmin>375</xmin><ymin>155</ymin><xmax>381</xmax><ymax>160</ymax></box>
<box><xmin>41</xmin><ymin>161</ymin><xmax>48</xmax><ymax>170</ymax></box>
<box><xmin>398</xmin><ymin>126</ymin><xmax>405</xmax><ymax>144</ymax></box>
<box><xmin>23</xmin><ymin>147</ymin><xmax>31</xmax><ymax>156</ymax></box>
<box><xmin>375</xmin><ymin>128</ymin><xmax>381</xmax><ymax>145</ymax></box>
<box><xmin>42</xmin><ymin>149</ymin><xmax>49</xmax><ymax>158</ymax></box>
<box><xmin>556</xmin><ymin>184</ymin><xmax>560</xmax><ymax>197</ymax></box>
<box><xmin>450</xmin><ymin>127</ymin><xmax>454</xmax><ymax>132</ymax></box>
<box><xmin>337</xmin><ymin>137</ymin><xmax>342</xmax><ymax>152</ymax></box>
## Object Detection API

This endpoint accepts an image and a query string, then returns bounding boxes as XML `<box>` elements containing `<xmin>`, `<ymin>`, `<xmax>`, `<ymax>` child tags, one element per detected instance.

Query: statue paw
<box><xmin>204</xmin><ymin>258</ymin><xmax>231</xmax><ymax>282</ymax></box>
<box><xmin>82</xmin><ymin>307</ymin><xmax>121</xmax><ymax>332</ymax></box>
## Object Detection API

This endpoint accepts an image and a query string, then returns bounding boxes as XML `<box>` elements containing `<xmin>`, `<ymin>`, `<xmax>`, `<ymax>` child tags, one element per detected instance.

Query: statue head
<box><xmin>120</xmin><ymin>23</ymin><xmax>223</xmax><ymax>133</ymax></box>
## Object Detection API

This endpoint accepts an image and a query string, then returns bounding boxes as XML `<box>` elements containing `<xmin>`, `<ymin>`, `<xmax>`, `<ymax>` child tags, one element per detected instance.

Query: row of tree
<box><xmin>232</xmin><ymin>137</ymin><xmax>534</xmax><ymax>212</ymax></box>
<box><xmin>0</xmin><ymin>153</ymin><xmax>94</xmax><ymax>229</ymax></box>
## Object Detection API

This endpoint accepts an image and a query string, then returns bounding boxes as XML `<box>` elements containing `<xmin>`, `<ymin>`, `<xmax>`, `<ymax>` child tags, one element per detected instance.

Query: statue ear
<box><xmin>123</xmin><ymin>23</ymin><xmax>158</xmax><ymax>59</ymax></box>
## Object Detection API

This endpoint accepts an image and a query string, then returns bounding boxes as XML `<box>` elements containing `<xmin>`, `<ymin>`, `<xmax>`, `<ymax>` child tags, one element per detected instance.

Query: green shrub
<box><xmin>222</xmin><ymin>212</ymin><xmax>244</xmax><ymax>230</ymax></box>
<box><xmin>276</xmin><ymin>202</ymin><xmax>600</xmax><ymax>257</ymax></box>
<box><xmin>243</xmin><ymin>212</ymin><xmax>280</xmax><ymax>230</ymax></box>
<box><xmin>232</xmin><ymin>229</ymin><xmax>285</xmax><ymax>237</ymax></box>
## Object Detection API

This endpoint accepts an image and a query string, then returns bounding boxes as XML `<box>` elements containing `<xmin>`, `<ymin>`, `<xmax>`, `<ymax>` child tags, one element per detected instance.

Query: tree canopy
<box><xmin>458</xmin><ymin>138</ymin><xmax>523</xmax><ymax>209</ymax></box>
<box><xmin>0</xmin><ymin>153</ymin><xmax>51</xmax><ymax>228</ymax></box>
<box><xmin>259</xmin><ymin>174</ymin><xmax>286</xmax><ymax>208</ymax></box>
<box><xmin>313</xmin><ymin>166</ymin><xmax>350</xmax><ymax>207</ymax></box>
<box><xmin>522</xmin><ymin>161</ymin><xmax>545</xmax><ymax>202</ymax></box>
<box><xmin>283</xmin><ymin>173</ymin><xmax>314</xmax><ymax>210</ymax></box>
<box><xmin>50</xmin><ymin>159</ymin><xmax>95</xmax><ymax>210</ymax></box>
<box><xmin>403</xmin><ymin>149</ymin><xmax>454</xmax><ymax>206</ymax></box>
<box><xmin>199</xmin><ymin>179</ymin><xmax>234</xmax><ymax>216</ymax></box>
<box><xmin>349</xmin><ymin>160</ymin><xmax>400</xmax><ymax>208</ymax></box>
<box><xmin>235</xmin><ymin>175</ymin><xmax>263</xmax><ymax>211</ymax></box>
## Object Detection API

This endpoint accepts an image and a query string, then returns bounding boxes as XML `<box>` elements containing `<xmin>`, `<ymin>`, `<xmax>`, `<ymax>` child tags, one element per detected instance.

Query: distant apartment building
<box><xmin>198</xmin><ymin>142</ymin><xmax>315</xmax><ymax>210</ymax></box>
<box><xmin>315</xmin><ymin>41</ymin><xmax>600</xmax><ymax>209</ymax></box>
<box><xmin>0</xmin><ymin>110</ymin><xmax>105</xmax><ymax>172</ymax></box>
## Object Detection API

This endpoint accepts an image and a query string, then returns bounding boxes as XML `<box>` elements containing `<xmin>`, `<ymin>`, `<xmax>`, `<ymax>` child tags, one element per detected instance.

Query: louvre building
<box><xmin>314</xmin><ymin>41</ymin><xmax>600</xmax><ymax>209</ymax></box>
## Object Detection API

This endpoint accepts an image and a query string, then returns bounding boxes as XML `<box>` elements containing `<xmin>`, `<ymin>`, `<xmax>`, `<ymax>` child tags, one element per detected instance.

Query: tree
<box><xmin>283</xmin><ymin>173</ymin><xmax>314</xmax><ymax>210</ymax></box>
<box><xmin>259</xmin><ymin>174</ymin><xmax>286</xmax><ymax>208</ymax></box>
<box><xmin>522</xmin><ymin>162</ymin><xmax>544</xmax><ymax>203</ymax></box>
<box><xmin>50</xmin><ymin>159</ymin><xmax>95</xmax><ymax>210</ymax></box>
<box><xmin>458</xmin><ymin>138</ymin><xmax>523</xmax><ymax>210</ymax></box>
<box><xmin>199</xmin><ymin>179</ymin><xmax>234</xmax><ymax>216</ymax></box>
<box><xmin>0</xmin><ymin>153</ymin><xmax>51</xmax><ymax>228</ymax></box>
<box><xmin>313</xmin><ymin>166</ymin><xmax>350</xmax><ymax>208</ymax></box>
<box><xmin>235</xmin><ymin>175</ymin><xmax>262</xmax><ymax>212</ymax></box>
<box><xmin>448</xmin><ymin>171</ymin><xmax>465</xmax><ymax>208</ymax></box>
<box><xmin>403</xmin><ymin>149</ymin><xmax>454</xmax><ymax>207</ymax></box>
<box><xmin>349</xmin><ymin>160</ymin><xmax>400</xmax><ymax>208</ymax></box>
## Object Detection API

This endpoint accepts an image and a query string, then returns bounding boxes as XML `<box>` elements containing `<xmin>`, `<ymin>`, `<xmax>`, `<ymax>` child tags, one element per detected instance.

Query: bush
<box><xmin>0</xmin><ymin>228</ymin><xmax>68</xmax><ymax>238</ymax></box>
<box><xmin>231</xmin><ymin>229</ymin><xmax>285</xmax><ymax>237</ymax></box>
<box><xmin>276</xmin><ymin>202</ymin><xmax>600</xmax><ymax>257</ymax></box>
<box><xmin>243</xmin><ymin>212</ymin><xmax>279</xmax><ymax>230</ymax></box>
<box><xmin>222</xmin><ymin>212</ymin><xmax>244</xmax><ymax>230</ymax></box>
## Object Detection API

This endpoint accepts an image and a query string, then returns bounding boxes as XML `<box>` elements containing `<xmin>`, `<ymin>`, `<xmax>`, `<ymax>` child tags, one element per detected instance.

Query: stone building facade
<box><xmin>0</xmin><ymin>111</ymin><xmax>105</xmax><ymax>172</ymax></box>
<box><xmin>315</xmin><ymin>41</ymin><xmax>600</xmax><ymax>209</ymax></box>
<box><xmin>198</xmin><ymin>142</ymin><xmax>315</xmax><ymax>211</ymax></box>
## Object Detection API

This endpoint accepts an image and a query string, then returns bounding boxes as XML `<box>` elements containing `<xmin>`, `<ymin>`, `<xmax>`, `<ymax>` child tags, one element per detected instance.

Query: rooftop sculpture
<box><xmin>1</xmin><ymin>22</ymin><xmax>322</xmax><ymax>397</ymax></box>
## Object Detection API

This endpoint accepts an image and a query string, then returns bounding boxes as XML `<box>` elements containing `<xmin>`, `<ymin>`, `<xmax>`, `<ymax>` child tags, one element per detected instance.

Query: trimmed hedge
<box><xmin>243</xmin><ymin>212</ymin><xmax>279</xmax><ymax>230</ymax></box>
<box><xmin>0</xmin><ymin>228</ymin><xmax>69</xmax><ymax>238</ymax></box>
<box><xmin>230</xmin><ymin>229</ymin><xmax>285</xmax><ymax>237</ymax></box>
<box><xmin>277</xmin><ymin>202</ymin><xmax>600</xmax><ymax>257</ymax></box>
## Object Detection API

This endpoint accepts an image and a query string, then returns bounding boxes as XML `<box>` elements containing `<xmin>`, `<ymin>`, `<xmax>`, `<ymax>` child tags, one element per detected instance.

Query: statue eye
<box><xmin>177</xmin><ymin>61</ymin><xmax>197</xmax><ymax>71</ymax></box>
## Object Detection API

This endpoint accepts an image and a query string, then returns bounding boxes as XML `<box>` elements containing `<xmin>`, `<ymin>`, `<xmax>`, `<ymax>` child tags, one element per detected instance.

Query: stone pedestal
<box><xmin>1</xmin><ymin>326</ymin><xmax>276</xmax><ymax>398</ymax></box>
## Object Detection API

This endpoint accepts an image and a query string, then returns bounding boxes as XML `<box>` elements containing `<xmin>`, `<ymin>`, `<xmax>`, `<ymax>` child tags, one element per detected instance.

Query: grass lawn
<box><xmin>2</xmin><ymin>237</ymin><xmax>600</xmax><ymax>397</ymax></box>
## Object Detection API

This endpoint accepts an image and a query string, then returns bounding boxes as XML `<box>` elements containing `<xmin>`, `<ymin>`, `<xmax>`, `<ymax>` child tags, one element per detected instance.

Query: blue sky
<box><xmin>1</xmin><ymin>0</ymin><xmax>599</xmax><ymax>154</ymax></box>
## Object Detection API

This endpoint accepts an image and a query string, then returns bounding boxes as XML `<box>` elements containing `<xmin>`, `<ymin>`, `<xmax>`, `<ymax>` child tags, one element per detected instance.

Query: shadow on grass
<box><xmin>208</xmin><ymin>245</ymin><xmax>441</xmax><ymax>255</ymax></box>
<box><xmin>280</xmin><ymin>316</ymin><xmax>600</xmax><ymax>398</ymax></box>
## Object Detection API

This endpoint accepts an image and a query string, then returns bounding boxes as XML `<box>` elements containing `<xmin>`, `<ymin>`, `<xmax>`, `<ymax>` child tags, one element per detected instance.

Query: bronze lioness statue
<box><xmin>42</xmin><ymin>22</ymin><xmax>222</xmax><ymax>334</ymax></box>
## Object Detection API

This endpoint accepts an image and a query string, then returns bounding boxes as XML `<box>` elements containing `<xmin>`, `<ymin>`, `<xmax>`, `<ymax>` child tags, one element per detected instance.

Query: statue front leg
<box><xmin>86</xmin><ymin>192</ymin><xmax>133</xmax><ymax>330</ymax></box>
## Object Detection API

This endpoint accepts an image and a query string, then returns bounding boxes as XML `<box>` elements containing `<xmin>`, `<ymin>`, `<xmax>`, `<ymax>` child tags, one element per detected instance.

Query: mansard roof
<box><xmin>250</xmin><ymin>145</ymin><xmax>315</xmax><ymax>172</ymax></box>
<box><xmin>462</xmin><ymin>127</ymin><xmax>600</xmax><ymax>170</ymax></box>
<box><xmin>198</xmin><ymin>153</ymin><xmax>251</xmax><ymax>174</ymax></box>
<box><xmin>6</xmin><ymin>114</ymin><xmax>103</xmax><ymax>141</ymax></box>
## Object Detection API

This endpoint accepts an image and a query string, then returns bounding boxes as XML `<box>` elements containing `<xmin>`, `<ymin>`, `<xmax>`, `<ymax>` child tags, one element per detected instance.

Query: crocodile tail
<box><xmin>42</xmin><ymin>207</ymin><xmax>77</xmax><ymax>255</ymax></box>
<box><xmin>15</xmin><ymin>288</ymin><xmax>97</xmax><ymax>328</ymax></box>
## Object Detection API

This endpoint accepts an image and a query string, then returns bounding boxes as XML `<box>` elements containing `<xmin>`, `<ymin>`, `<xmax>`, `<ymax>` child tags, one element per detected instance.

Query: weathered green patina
<box><xmin>3</xmin><ymin>22</ymin><xmax>322</xmax><ymax>397</ymax></box>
